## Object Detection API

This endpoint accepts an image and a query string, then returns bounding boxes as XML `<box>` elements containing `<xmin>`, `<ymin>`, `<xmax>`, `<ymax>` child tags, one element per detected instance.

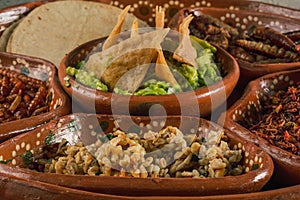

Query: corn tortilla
<box><xmin>6</xmin><ymin>1</ymin><xmax>148</xmax><ymax>67</ymax></box>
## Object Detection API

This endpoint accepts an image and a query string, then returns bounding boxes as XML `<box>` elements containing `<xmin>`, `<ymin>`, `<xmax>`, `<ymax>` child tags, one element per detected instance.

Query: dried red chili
<box><xmin>246</xmin><ymin>82</ymin><xmax>300</xmax><ymax>156</ymax></box>
<box><xmin>0</xmin><ymin>67</ymin><xmax>49</xmax><ymax>123</ymax></box>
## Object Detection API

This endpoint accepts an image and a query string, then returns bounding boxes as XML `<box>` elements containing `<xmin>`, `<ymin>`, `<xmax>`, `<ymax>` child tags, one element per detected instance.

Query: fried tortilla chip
<box><xmin>130</xmin><ymin>18</ymin><xmax>139</xmax><ymax>38</ymax></box>
<box><xmin>102</xmin><ymin>5</ymin><xmax>131</xmax><ymax>50</ymax></box>
<box><xmin>155</xmin><ymin>49</ymin><xmax>179</xmax><ymax>86</ymax></box>
<box><xmin>102</xmin><ymin>48</ymin><xmax>156</xmax><ymax>92</ymax></box>
<box><xmin>155</xmin><ymin>6</ymin><xmax>165</xmax><ymax>29</ymax></box>
<box><xmin>154</xmin><ymin>6</ymin><xmax>178</xmax><ymax>86</ymax></box>
<box><xmin>85</xmin><ymin>28</ymin><xmax>170</xmax><ymax>92</ymax></box>
<box><xmin>7</xmin><ymin>1</ymin><xmax>148</xmax><ymax>67</ymax></box>
<box><xmin>173</xmin><ymin>14</ymin><xmax>197</xmax><ymax>67</ymax></box>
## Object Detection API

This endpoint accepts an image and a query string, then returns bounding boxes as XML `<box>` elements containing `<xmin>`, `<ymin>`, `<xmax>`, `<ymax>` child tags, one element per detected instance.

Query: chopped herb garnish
<box><xmin>22</xmin><ymin>151</ymin><xmax>33</xmax><ymax>165</ymax></box>
<box><xmin>44</xmin><ymin>131</ymin><xmax>55</xmax><ymax>146</ymax></box>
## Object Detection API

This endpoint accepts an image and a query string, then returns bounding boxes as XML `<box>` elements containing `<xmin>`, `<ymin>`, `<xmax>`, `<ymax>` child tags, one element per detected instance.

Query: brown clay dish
<box><xmin>168</xmin><ymin>7</ymin><xmax>300</xmax><ymax>88</ymax></box>
<box><xmin>58</xmin><ymin>35</ymin><xmax>239</xmax><ymax>117</ymax></box>
<box><xmin>0</xmin><ymin>113</ymin><xmax>273</xmax><ymax>196</ymax></box>
<box><xmin>219</xmin><ymin>69</ymin><xmax>300</xmax><ymax>187</ymax></box>
<box><xmin>0</xmin><ymin>52</ymin><xmax>70</xmax><ymax>142</ymax></box>
<box><xmin>1</xmin><ymin>173</ymin><xmax>300</xmax><ymax>200</ymax></box>
<box><xmin>106</xmin><ymin>0</ymin><xmax>300</xmax><ymax>26</ymax></box>
<box><xmin>0</xmin><ymin>1</ymin><xmax>299</xmax><ymax>199</ymax></box>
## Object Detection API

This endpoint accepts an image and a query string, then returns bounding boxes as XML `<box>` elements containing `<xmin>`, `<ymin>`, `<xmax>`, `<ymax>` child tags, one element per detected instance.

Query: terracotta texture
<box><xmin>219</xmin><ymin>69</ymin><xmax>300</xmax><ymax>187</ymax></box>
<box><xmin>1</xmin><ymin>173</ymin><xmax>300</xmax><ymax>200</ymax></box>
<box><xmin>0</xmin><ymin>52</ymin><xmax>71</xmax><ymax>142</ymax></box>
<box><xmin>58</xmin><ymin>35</ymin><xmax>239</xmax><ymax>117</ymax></box>
<box><xmin>0</xmin><ymin>1</ymin><xmax>42</xmax><ymax>31</ymax></box>
<box><xmin>107</xmin><ymin>0</ymin><xmax>300</xmax><ymax>26</ymax></box>
<box><xmin>1</xmin><ymin>174</ymin><xmax>300</xmax><ymax>200</ymax></box>
<box><xmin>0</xmin><ymin>113</ymin><xmax>273</xmax><ymax>196</ymax></box>
<box><xmin>168</xmin><ymin>7</ymin><xmax>300</xmax><ymax>89</ymax></box>
<box><xmin>0</xmin><ymin>1</ymin><xmax>299</xmax><ymax>199</ymax></box>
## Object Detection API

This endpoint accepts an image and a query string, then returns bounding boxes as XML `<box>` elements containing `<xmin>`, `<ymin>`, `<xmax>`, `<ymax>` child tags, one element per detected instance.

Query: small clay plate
<box><xmin>0</xmin><ymin>113</ymin><xmax>273</xmax><ymax>196</ymax></box>
<box><xmin>219</xmin><ymin>69</ymin><xmax>300</xmax><ymax>187</ymax></box>
<box><xmin>0</xmin><ymin>52</ymin><xmax>71</xmax><ymax>142</ymax></box>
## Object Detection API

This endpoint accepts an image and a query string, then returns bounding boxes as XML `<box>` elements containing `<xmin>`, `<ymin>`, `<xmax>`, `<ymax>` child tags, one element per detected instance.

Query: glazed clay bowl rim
<box><xmin>0</xmin><ymin>51</ymin><xmax>71</xmax><ymax>141</ymax></box>
<box><xmin>236</xmin><ymin>59</ymin><xmax>300</xmax><ymax>77</ymax></box>
<box><xmin>1</xmin><ymin>173</ymin><xmax>300</xmax><ymax>200</ymax></box>
<box><xmin>0</xmin><ymin>113</ymin><xmax>273</xmax><ymax>196</ymax></box>
<box><xmin>220</xmin><ymin>69</ymin><xmax>300</xmax><ymax>162</ymax></box>
<box><xmin>218</xmin><ymin>69</ymin><xmax>300</xmax><ymax>186</ymax></box>
<box><xmin>58</xmin><ymin>33</ymin><xmax>240</xmax><ymax>117</ymax></box>
<box><xmin>168</xmin><ymin>6</ymin><xmax>300</xmax><ymax>33</ymax></box>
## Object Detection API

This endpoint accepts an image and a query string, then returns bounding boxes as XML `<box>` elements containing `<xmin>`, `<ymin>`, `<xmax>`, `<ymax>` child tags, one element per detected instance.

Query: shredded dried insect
<box><xmin>245</xmin><ymin>82</ymin><xmax>300</xmax><ymax>155</ymax></box>
<box><xmin>0</xmin><ymin>67</ymin><xmax>49</xmax><ymax>123</ymax></box>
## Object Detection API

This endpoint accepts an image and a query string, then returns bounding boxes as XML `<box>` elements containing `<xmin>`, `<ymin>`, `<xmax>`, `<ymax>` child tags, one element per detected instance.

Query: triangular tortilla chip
<box><xmin>155</xmin><ymin>49</ymin><xmax>179</xmax><ymax>86</ymax></box>
<box><xmin>130</xmin><ymin>18</ymin><xmax>139</xmax><ymax>38</ymax></box>
<box><xmin>102</xmin><ymin>48</ymin><xmax>156</xmax><ymax>92</ymax></box>
<box><xmin>102</xmin><ymin>5</ymin><xmax>131</xmax><ymax>50</ymax></box>
<box><xmin>173</xmin><ymin>14</ymin><xmax>197</xmax><ymax>67</ymax></box>
<box><xmin>85</xmin><ymin>28</ymin><xmax>170</xmax><ymax>92</ymax></box>
<box><xmin>155</xmin><ymin>6</ymin><xmax>165</xmax><ymax>29</ymax></box>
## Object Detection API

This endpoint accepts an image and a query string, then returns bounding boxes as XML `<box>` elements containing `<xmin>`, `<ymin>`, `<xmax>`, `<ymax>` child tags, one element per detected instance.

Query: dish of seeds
<box><xmin>23</xmin><ymin>124</ymin><xmax>244</xmax><ymax>178</ymax></box>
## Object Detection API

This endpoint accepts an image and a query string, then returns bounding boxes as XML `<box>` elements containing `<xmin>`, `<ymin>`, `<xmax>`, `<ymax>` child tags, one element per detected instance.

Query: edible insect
<box><xmin>235</xmin><ymin>39</ymin><xmax>300</xmax><ymax>61</ymax></box>
<box><xmin>249</xmin><ymin>26</ymin><xmax>300</xmax><ymax>54</ymax></box>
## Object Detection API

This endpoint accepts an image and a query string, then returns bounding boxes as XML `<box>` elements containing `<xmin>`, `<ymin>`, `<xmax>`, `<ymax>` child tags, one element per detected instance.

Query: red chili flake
<box><xmin>245</xmin><ymin>82</ymin><xmax>300</xmax><ymax>156</ymax></box>
<box><xmin>283</xmin><ymin>131</ymin><xmax>290</xmax><ymax>142</ymax></box>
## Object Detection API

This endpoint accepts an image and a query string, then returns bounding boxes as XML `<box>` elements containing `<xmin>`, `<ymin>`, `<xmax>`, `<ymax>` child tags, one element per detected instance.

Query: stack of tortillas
<box><xmin>4</xmin><ymin>0</ymin><xmax>148</xmax><ymax>67</ymax></box>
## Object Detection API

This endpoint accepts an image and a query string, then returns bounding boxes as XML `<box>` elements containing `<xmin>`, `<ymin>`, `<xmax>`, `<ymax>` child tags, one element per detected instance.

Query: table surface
<box><xmin>0</xmin><ymin>0</ymin><xmax>300</xmax><ymax>10</ymax></box>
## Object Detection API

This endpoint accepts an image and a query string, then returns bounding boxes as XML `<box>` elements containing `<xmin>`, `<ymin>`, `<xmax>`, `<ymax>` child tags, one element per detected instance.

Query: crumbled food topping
<box><xmin>25</xmin><ymin>126</ymin><xmax>244</xmax><ymax>178</ymax></box>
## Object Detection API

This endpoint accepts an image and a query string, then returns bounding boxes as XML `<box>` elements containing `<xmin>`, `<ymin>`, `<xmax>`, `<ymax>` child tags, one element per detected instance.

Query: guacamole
<box><xmin>65</xmin><ymin>36</ymin><xmax>222</xmax><ymax>96</ymax></box>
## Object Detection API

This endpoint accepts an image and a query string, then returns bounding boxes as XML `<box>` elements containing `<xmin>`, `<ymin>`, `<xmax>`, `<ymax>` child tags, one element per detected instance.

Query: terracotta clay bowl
<box><xmin>106</xmin><ymin>0</ymin><xmax>300</xmax><ymax>26</ymax></box>
<box><xmin>218</xmin><ymin>69</ymin><xmax>300</xmax><ymax>187</ymax></box>
<box><xmin>2</xmin><ymin>0</ymin><xmax>300</xmax><ymax>30</ymax></box>
<box><xmin>1</xmin><ymin>175</ymin><xmax>300</xmax><ymax>200</ymax></box>
<box><xmin>1</xmin><ymin>174</ymin><xmax>300</xmax><ymax>200</ymax></box>
<box><xmin>0</xmin><ymin>113</ymin><xmax>273</xmax><ymax>196</ymax></box>
<box><xmin>58</xmin><ymin>33</ymin><xmax>239</xmax><ymax>117</ymax></box>
<box><xmin>0</xmin><ymin>1</ymin><xmax>42</xmax><ymax>30</ymax></box>
<box><xmin>0</xmin><ymin>52</ymin><xmax>71</xmax><ymax>142</ymax></box>
<box><xmin>168</xmin><ymin>7</ymin><xmax>300</xmax><ymax>89</ymax></box>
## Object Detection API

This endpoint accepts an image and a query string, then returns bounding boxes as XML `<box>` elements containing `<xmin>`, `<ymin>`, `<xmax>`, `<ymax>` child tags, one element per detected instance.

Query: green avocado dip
<box><xmin>65</xmin><ymin>36</ymin><xmax>222</xmax><ymax>96</ymax></box>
